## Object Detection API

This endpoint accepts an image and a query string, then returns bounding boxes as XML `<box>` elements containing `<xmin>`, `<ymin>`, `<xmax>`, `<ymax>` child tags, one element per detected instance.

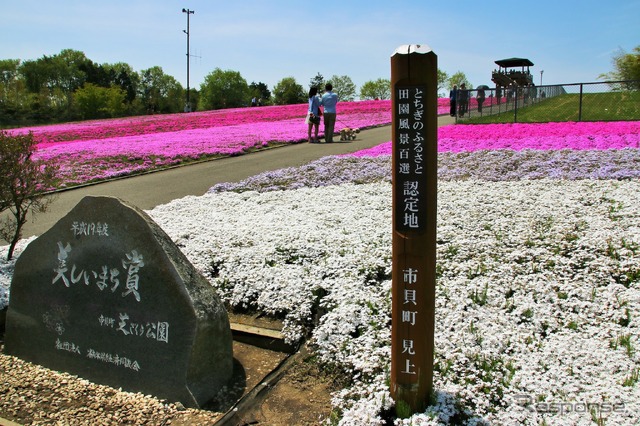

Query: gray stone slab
<box><xmin>4</xmin><ymin>196</ymin><xmax>232</xmax><ymax>408</ymax></box>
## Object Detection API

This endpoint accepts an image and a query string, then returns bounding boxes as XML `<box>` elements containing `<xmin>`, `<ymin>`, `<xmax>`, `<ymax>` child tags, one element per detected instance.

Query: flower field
<box><xmin>352</xmin><ymin>121</ymin><xmax>640</xmax><ymax>155</ymax></box>
<box><xmin>5</xmin><ymin>99</ymin><xmax>453</xmax><ymax>189</ymax></box>
<box><xmin>2</xmin><ymin>109</ymin><xmax>640</xmax><ymax>425</ymax></box>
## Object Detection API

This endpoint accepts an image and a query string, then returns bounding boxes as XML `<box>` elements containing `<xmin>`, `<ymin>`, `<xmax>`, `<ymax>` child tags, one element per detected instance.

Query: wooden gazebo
<box><xmin>491</xmin><ymin>57</ymin><xmax>534</xmax><ymax>87</ymax></box>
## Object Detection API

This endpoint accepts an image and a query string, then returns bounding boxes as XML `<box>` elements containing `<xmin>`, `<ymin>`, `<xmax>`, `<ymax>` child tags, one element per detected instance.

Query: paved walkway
<box><xmin>2</xmin><ymin>116</ymin><xmax>455</xmax><ymax>243</ymax></box>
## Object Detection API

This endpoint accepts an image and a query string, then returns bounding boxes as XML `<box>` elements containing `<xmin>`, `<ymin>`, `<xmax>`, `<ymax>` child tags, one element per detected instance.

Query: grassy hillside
<box><xmin>466</xmin><ymin>91</ymin><xmax>640</xmax><ymax>123</ymax></box>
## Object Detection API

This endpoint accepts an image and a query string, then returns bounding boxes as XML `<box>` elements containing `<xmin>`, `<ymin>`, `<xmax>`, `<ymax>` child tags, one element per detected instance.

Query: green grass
<box><xmin>463</xmin><ymin>91</ymin><xmax>640</xmax><ymax>124</ymax></box>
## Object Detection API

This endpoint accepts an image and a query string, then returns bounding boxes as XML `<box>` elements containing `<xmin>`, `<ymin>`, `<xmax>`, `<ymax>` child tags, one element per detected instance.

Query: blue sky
<box><xmin>2</xmin><ymin>0</ymin><xmax>638</xmax><ymax>96</ymax></box>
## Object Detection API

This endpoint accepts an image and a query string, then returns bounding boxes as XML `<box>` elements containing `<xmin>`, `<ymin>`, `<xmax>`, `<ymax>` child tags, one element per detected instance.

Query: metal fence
<box><xmin>455</xmin><ymin>80</ymin><xmax>640</xmax><ymax>123</ymax></box>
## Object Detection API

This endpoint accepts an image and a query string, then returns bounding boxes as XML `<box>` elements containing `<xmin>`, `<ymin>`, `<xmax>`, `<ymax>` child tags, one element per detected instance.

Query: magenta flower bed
<box><xmin>348</xmin><ymin>121</ymin><xmax>640</xmax><ymax>157</ymax></box>
<box><xmin>6</xmin><ymin>98</ymin><xmax>474</xmax><ymax>188</ymax></box>
<box><xmin>10</xmin><ymin>101</ymin><xmax>396</xmax><ymax>144</ymax></box>
<box><xmin>8</xmin><ymin>100</ymin><xmax>403</xmax><ymax>188</ymax></box>
<box><xmin>10</xmin><ymin>99</ymin><xmax>451</xmax><ymax>145</ymax></box>
<box><xmin>440</xmin><ymin>121</ymin><xmax>640</xmax><ymax>151</ymax></box>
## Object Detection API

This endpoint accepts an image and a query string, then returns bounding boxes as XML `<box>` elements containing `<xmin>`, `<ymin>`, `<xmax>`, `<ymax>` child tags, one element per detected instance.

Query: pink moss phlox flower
<box><xmin>10</xmin><ymin>100</ymin><xmax>394</xmax><ymax>144</ymax></box>
<box><xmin>17</xmin><ymin>100</ymin><xmax>417</xmax><ymax>187</ymax></box>
<box><xmin>348</xmin><ymin>121</ymin><xmax>640</xmax><ymax>157</ymax></box>
<box><xmin>16</xmin><ymin>101</ymin><xmax>636</xmax><ymax>189</ymax></box>
<box><xmin>9</xmin><ymin>98</ymin><xmax>452</xmax><ymax>145</ymax></box>
<box><xmin>439</xmin><ymin>121</ymin><xmax>640</xmax><ymax>152</ymax></box>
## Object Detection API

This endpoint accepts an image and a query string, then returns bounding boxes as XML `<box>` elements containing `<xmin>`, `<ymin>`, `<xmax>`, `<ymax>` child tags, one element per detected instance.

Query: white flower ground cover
<box><xmin>3</xmin><ymin>176</ymin><xmax>638</xmax><ymax>425</ymax></box>
<box><xmin>156</xmin><ymin>179</ymin><xmax>640</xmax><ymax>425</ymax></box>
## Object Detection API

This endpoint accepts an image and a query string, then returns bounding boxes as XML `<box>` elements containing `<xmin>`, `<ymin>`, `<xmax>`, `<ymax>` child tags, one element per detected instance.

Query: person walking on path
<box><xmin>321</xmin><ymin>83</ymin><xmax>338</xmax><ymax>143</ymax></box>
<box><xmin>449</xmin><ymin>85</ymin><xmax>457</xmax><ymax>117</ymax></box>
<box><xmin>476</xmin><ymin>87</ymin><xmax>486</xmax><ymax>113</ymax></box>
<box><xmin>457</xmin><ymin>83</ymin><xmax>469</xmax><ymax>117</ymax></box>
<box><xmin>306</xmin><ymin>87</ymin><xmax>321</xmax><ymax>143</ymax></box>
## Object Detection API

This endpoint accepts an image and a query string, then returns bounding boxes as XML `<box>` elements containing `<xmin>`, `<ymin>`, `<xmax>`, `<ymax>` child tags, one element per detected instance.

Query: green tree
<box><xmin>56</xmin><ymin>49</ymin><xmax>95</xmax><ymax>91</ymax></box>
<box><xmin>0</xmin><ymin>59</ymin><xmax>21</xmax><ymax>94</ymax></box>
<box><xmin>437</xmin><ymin>69</ymin><xmax>449</xmax><ymax>97</ymax></box>
<box><xmin>448</xmin><ymin>71</ymin><xmax>471</xmax><ymax>89</ymax></box>
<box><xmin>273</xmin><ymin>77</ymin><xmax>306</xmax><ymax>105</ymax></box>
<box><xmin>17</xmin><ymin>49</ymin><xmax>96</xmax><ymax>121</ymax></box>
<box><xmin>104</xmin><ymin>62</ymin><xmax>140</xmax><ymax>104</ymax></box>
<box><xmin>199</xmin><ymin>68</ymin><xmax>249</xmax><ymax>110</ymax></box>
<box><xmin>138</xmin><ymin>66</ymin><xmax>184</xmax><ymax>113</ymax></box>
<box><xmin>186</xmin><ymin>88</ymin><xmax>200</xmax><ymax>111</ymax></box>
<box><xmin>359</xmin><ymin>78</ymin><xmax>391</xmax><ymax>100</ymax></box>
<box><xmin>249</xmin><ymin>81</ymin><xmax>271</xmax><ymax>105</ymax></box>
<box><xmin>19</xmin><ymin>58</ymin><xmax>49</xmax><ymax>94</ymax></box>
<box><xmin>0</xmin><ymin>130</ymin><xmax>58</xmax><ymax>260</ymax></box>
<box><xmin>78</xmin><ymin>60</ymin><xmax>110</xmax><ymax>88</ymax></box>
<box><xmin>327</xmin><ymin>75</ymin><xmax>356</xmax><ymax>102</ymax></box>
<box><xmin>309</xmin><ymin>72</ymin><xmax>325</xmax><ymax>90</ymax></box>
<box><xmin>74</xmin><ymin>83</ymin><xmax>127</xmax><ymax>119</ymax></box>
<box><xmin>18</xmin><ymin>56</ymin><xmax>72</xmax><ymax>120</ymax></box>
<box><xmin>20</xmin><ymin>91</ymin><xmax>56</xmax><ymax>124</ymax></box>
<box><xmin>20</xmin><ymin>49</ymin><xmax>90</xmax><ymax>94</ymax></box>
<box><xmin>600</xmin><ymin>46</ymin><xmax>640</xmax><ymax>90</ymax></box>
<box><xmin>0</xmin><ymin>59</ymin><xmax>28</xmax><ymax>124</ymax></box>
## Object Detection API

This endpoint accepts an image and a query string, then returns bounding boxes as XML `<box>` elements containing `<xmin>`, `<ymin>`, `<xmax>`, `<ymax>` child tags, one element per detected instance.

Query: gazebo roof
<box><xmin>495</xmin><ymin>58</ymin><xmax>534</xmax><ymax>68</ymax></box>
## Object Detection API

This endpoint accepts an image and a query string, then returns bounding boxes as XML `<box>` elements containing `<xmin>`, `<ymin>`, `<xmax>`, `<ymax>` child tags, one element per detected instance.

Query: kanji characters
<box><xmin>50</xmin><ymin>242</ymin><xmax>144</xmax><ymax>302</ymax></box>
<box><xmin>396</xmin><ymin>86</ymin><xmax>427</xmax><ymax>231</ymax></box>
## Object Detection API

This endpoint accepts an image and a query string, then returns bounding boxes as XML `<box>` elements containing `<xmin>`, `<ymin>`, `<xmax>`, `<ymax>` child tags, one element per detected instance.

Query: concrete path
<box><xmin>2</xmin><ymin>116</ymin><xmax>455</xmax><ymax>243</ymax></box>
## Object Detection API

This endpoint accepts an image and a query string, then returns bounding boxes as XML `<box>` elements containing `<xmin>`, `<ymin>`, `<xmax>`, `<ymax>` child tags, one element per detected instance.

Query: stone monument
<box><xmin>4</xmin><ymin>196</ymin><xmax>233</xmax><ymax>408</ymax></box>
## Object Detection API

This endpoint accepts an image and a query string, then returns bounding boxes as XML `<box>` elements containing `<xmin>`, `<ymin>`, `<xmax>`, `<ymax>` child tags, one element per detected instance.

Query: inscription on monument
<box><xmin>4</xmin><ymin>196</ymin><xmax>233</xmax><ymax>408</ymax></box>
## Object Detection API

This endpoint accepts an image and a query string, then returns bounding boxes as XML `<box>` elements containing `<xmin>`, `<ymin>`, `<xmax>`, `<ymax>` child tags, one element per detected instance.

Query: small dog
<box><xmin>339</xmin><ymin>127</ymin><xmax>360</xmax><ymax>141</ymax></box>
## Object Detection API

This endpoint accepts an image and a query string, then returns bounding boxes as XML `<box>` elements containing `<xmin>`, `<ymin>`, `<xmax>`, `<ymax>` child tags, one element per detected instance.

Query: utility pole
<box><xmin>182</xmin><ymin>8</ymin><xmax>194</xmax><ymax>112</ymax></box>
<box><xmin>540</xmin><ymin>70</ymin><xmax>544</xmax><ymax>86</ymax></box>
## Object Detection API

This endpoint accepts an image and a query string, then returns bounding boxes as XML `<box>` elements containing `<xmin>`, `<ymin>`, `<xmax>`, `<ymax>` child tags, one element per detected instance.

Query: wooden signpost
<box><xmin>390</xmin><ymin>44</ymin><xmax>438</xmax><ymax>413</ymax></box>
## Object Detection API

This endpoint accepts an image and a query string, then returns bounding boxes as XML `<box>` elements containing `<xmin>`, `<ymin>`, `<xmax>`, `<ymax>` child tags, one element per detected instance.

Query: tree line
<box><xmin>3</xmin><ymin>46</ymin><xmax>637</xmax><ymax>128</ymax></box>
<box><xmin>0</xmin><ymin>48</ymin><xmax>474</xmax><ymax>127</ymax></box>
<box><xmin>0</xmin><ymin>49</ymin><xmax>192</xmax><ymax>126</ymax></box>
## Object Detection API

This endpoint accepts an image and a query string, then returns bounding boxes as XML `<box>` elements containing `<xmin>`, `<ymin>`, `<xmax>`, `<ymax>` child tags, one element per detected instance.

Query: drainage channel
<box><xmin>213</xmin><ymin>321</ymin><xmax>303</xmax><ymax>425</ymax></box>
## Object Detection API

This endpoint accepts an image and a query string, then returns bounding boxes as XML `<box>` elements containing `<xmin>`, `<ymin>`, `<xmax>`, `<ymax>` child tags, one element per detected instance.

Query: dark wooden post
<box><xmin>390</xmin><ymin>44</ymin><xmax>437</xmax><ymax>413</ymax></box>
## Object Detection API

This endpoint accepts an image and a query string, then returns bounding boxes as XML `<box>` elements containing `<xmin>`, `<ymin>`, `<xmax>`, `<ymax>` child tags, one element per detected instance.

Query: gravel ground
<box><xmin>0</xmin><ymin>344</ymin><xmax>223</xmax><ymax>425</ymax></box>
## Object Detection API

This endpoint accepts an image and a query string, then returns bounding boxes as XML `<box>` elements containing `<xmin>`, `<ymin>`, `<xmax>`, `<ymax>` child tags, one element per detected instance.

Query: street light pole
<box><xmin>182</xmin><ymin>8</ymin><xmax>194</xmax><ymax>112</ymax></box>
